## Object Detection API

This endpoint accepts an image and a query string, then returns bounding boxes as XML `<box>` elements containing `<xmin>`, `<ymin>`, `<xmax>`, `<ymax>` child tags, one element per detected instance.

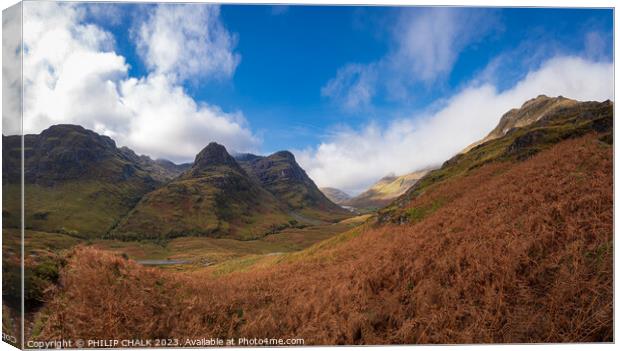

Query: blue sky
<box><xmin>86</xmin><ymin>4</ymin><xmax>613</xmax><ymax>153</ymax></box>
<box><xmin>9</xmin><ymin>3</ymin><xmax>614</xmax><ymax>193</ymax></box>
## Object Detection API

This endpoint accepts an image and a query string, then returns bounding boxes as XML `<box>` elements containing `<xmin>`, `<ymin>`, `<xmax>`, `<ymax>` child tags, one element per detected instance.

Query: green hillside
<box><xmin>112</xmin><ymin>143</ymin><xmax>294</xmax><ymax>240</ymax></box>
<box><xmin>2</xmin><ymin>125</ymin><xmax>160</xmax><ymax>238</ymax></box>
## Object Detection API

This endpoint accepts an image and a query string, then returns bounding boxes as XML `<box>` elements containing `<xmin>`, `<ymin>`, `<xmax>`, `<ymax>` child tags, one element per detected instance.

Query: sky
<box><xmin>2</xmin><ymin>2</ymin><xmax>614</xmax><ymax>194</ymax></box>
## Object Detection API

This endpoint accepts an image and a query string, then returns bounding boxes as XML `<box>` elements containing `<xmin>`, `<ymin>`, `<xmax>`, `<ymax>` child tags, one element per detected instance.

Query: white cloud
<box><xmin>321</xmin><ymin>63</ymin><xmax>377</xmax><ymax>111</ymax></box>
<box><xmin>134</xmin><ymin>4</ymin><xmax>240</xmax><ymax>83</ymax></box>
<box><xmin>118</xmin><ymin>73</ymin><xmax>258</xmax><ymax>161</ymax></box>
<box><xmin>15</xmin><ymin>2</ymin><xmax>257</xmax><ymax>163</ymax></box>
<box><xmin>390</xmin><ymin>8</ymin><xmax>490</xmax><ymax>83</ymax></box>
<box><xmin>299</xmin><ymin>56</ymin><xmax>614</xmax><ymax>194</ymax></box>
<box><xmin>2</xmin><ymin>2</ymin><xmax>22</xmax><ymax>135</ymax></box>
<box><xmin>322</xmin><ymin>8</ymin><xmax>495</xmax><ymax>110</ymax></box>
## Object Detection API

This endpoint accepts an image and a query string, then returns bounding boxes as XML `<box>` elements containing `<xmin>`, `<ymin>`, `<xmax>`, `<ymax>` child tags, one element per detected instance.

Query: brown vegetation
<box><xmin>36</xmin><ymin>134</ymin><xmax>612</xmax><ymax>344</ymax></box>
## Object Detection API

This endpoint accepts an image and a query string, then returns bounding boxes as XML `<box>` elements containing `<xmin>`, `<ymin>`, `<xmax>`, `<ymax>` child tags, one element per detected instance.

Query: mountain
<box><xmin>236</xmin><ymin>151</ymin><xmax>351</xmax><ymax>222</ymax></box>
<box><xmin>343</xmin><ymin>170</ymin><xmax>430</xmax><ymax>212</ymax></box>
<box><xmin>111</xmin><ymin>143</ymin><xmax>293</xmax><ymax>240</ymax></box>
<box><xmin>119</xmin><ymin>147</ymin><xmax>191</xmax><ymax>182</ymax></box>
<box><xmin>381</xmin><ymin>97</ymin><xmax>613</xmax><ymax>223</ymax></box>
<box><xmin>462</xmin><ymin>95</ymin><xmax>578</xmax><ymax>153</ymax></box>
<box><xmin>2</xmin><ymin>125</ymin><xmax>160</xmax><ymax>238</ymax></box>
<box><xmin>320</xmin><ymin>187</ymin><xmax>351</xmax><ymax>204</ymax></box>
<box><xmin>40</xmin><ymin>97</ymin><xmax>613</xmax><ymax>344</ymax></box>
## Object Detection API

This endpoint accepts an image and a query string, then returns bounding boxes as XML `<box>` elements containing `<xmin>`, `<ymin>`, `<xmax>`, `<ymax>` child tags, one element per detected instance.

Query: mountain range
<box><xmin>32</xmin><ymin>95</ymin><xmax>613</xmax><ymax>343</ymax></box>
<box><xmin>2</xmin><ymin>125</ymin><xmax>349</xmax><ymax>240</ymax></box>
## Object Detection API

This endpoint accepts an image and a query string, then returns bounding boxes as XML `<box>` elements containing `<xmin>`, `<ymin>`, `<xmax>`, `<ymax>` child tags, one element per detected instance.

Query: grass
<box><xmin>94</xmin><ymin>217</ymin><xmax>364</xmax><ymax>271</ymax></box>
<box><xmin>3</xmin><ymin>180</ymin><xmax>150</xmax><ymax>238</ymax></box>
<box><xmin>404</xmin><ymin>199</ymin><xmax>445</xmax><ymax>223</ymax></box>
<box><xmin>111</xmin><ymin>169</ymin><xmax>295</xmax><ymax>241</ymax></box>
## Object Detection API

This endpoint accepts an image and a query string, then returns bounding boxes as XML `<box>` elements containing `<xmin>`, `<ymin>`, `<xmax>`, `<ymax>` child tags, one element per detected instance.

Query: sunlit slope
<box><xmin>343</xmin><ymin>170</ymin><xmax>429</xmax><ymax>211</ymax></box>
<box><xmin>319</xmin><ymin>187</ymin><xmax>351</xmax><ymax>204</ymax></box>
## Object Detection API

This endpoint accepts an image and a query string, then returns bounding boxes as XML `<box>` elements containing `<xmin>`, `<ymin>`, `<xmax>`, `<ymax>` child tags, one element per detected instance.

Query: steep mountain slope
<box><xmin>36</xmin><ymin>97</ymin><xmax>612</xmax><ymax>344</ymax></box>
<box><xmin>320</xmin><ymin>187</ymin><xmax>352</xmax><ymax>204</ymax></box>
<box><xmin>237</xmin><ymin>151</ymin><xmax>351</xmax><ymax>222</ymax></box>
<box><xmin>344</xmin><ymin>170</ymin><xmax>429</xmax><ymax>211</ymax></box>
<box><xmin>382</xmin><ymin>98</ymin><xmax>613</xmax><ymax>223</ymax></box>
<box><xmin>119</xmin><ymin>147</ymin><xmax>190</xmax><ymax>182</ymax></box>
<box><xmin>112</xmin><ymin>143</ymin><xmax>293</xmax><ymax>240</ymax></box>
<box><xmin>462</xmin><ymin>95</ymin><xmax>578</xmax><ymax>153</ymax></box>
<box><xmin>2</xmin><ymin>125</ymin><xmax>160</xmax><ymax>238</ymax></box>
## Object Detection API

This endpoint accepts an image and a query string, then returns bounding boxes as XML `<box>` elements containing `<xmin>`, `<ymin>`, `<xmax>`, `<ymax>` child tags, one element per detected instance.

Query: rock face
<box><xmin>189</xmin><ymin>142</ymin><xmax>245</xmax><ymax>175</ymax></box>
<box><xmin>343</xmin><ymin>170</ymin><xmax>429</xmax><ymax>212</ymax></box>
<box><xmin>112</xmin><ymin>143</ymin><xmax>293</xmax><ymax>240</ymax></box>
<box><xmin>237</xmin><ymin>151</ymin><xmax>351</xmax><ymax>222</ymax></box>
<box><xmin>462</xmin><ymin>95</ymin><xmax>579</xmax><ymax>153</ymax></box>
<box><xmin>320</xmin><ymin>187</ymin><xmax>352</xmax><ymax>205</ymax></box>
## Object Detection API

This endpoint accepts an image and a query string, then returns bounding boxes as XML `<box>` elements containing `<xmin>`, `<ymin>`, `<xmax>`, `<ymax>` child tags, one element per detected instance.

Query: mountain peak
<box><xmin>193</xmin><ymin>142</ymin><xmax>239</xmax><ymax>169</ymax></box>
<box><xmin>183</xmin><ymin>142</ymin><xmax>246</xmax><ymax>179</ymax></box>
<box><xmin>39</xmin><ymin>124</ymin><xmax>117</xmax><ymax>149</ymax></box>
<box><xmin>273</xmin><ymin>150</ymin><xmax>295</xmax><ymax>160</ymax></box>
<box><xmin>461</xmin><ymin>95</ymin><xmax>579</xmax><ymax>154</ymax></box>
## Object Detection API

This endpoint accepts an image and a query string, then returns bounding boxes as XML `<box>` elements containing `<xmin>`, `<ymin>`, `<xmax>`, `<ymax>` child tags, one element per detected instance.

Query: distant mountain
<box><xmin>2</xmin><ymin>125</ymin><xmax>160</xmax><ymax>237</ymax></box>
<box><xmin>236</xmin><ymin>151</ymin><xmax>351</xmax><ymax>222</ymax></box>
<box><xmin>462</xmin><ymin>95</ymin><xmax>579</xmax><ymax>153</ymax></box>
<box><xmin>111</xmin><ymin>143</ymin><xmax>293</xmax><ymax>240</ymax></box>
<box><xmin>119</xmin><ymin>147</ymin><xmax>190</xmax><ymax>182</ymax></box>
<box><xmin>320</xmin><ymin>187</ymin><xmax>351</xmax><ymax>204</ymax></box>
<box><xmin>343</xmin><ymin>170</ymin><xmax>429</xmax><ymax>212</ymax></box>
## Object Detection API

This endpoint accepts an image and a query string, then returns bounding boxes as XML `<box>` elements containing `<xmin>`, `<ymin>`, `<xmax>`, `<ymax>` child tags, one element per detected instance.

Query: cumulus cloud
<box><xmin>322</xmin><ymin>8</ymin><xmax>496</xmax><ymax>110</ymax></box>
<box><xmin>299</xmin><ymin>56</ymin><xmax>614</xmax><ymax>194</ymax></box>
<box><xmin>2</xmin><ymin>2</ymin><xmax>22</xmax><ymax>135</ymax></box>
<box><xmin>134</xmin><ymin>4</ymin><xmax>240</xmax><ymax>83</ymax></box>
<box><xmin>118</xmin><ymin>74</ymin><xmax>258</xmax><ymax>161</ymax></box>
<box><xmin>14</xmin><ymin>2</ymin><xmax>257</xmax><ymax>162</ymax></box>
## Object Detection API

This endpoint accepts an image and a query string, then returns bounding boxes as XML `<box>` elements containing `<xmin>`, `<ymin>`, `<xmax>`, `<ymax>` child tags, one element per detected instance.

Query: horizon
<box><xmin>1</xmin><ymin>2</ymin><xmax>614</xmax><ymax>194</ymax></box>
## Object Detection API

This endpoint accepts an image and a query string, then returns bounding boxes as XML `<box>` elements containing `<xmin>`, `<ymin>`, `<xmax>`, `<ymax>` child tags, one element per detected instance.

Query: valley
<box><xmin>1</xmin><ymin>95</ymin><xmax>614</xmax><ymax>344</ymax></box>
